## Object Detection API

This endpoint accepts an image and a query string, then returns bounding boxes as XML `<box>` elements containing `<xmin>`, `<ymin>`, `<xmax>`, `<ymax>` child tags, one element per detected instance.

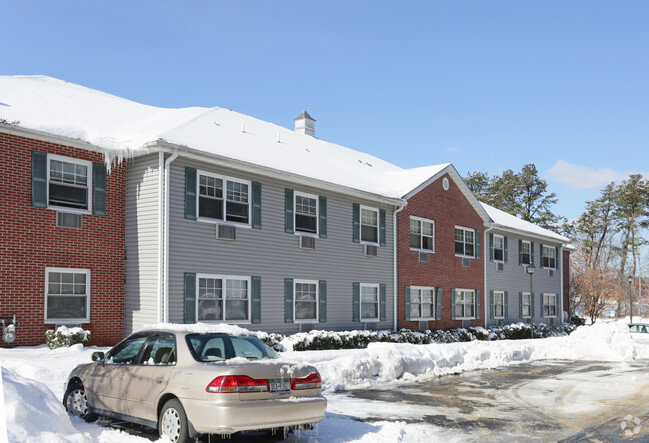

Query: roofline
<box><xmin>402</xmin><ymin>164</ymin><xmax>491</xmax><ymax>224</ymax></box>
<box><xmin>489</xmin><ymin>223</ymin><xmax>571</xmax><ymax>246</ymax></box>
<box><xmin>153</xmin><ymin>140</ymin><xmax>407</xmax><ymax>208</ymax></box>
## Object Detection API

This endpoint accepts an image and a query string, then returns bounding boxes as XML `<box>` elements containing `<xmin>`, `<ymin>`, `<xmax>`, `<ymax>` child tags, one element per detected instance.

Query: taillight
<box><xmin>291</xmin><ymin>372</ymin><xmax>322</xmax><ymax>390</ymax></box>
<box><xmin>206</xmin><ymin>375</ymin><xmax>269</xmax><ymax>393</ymax></box>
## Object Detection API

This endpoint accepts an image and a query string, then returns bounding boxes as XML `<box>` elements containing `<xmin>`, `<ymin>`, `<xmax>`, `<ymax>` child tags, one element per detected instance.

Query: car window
<box><xmin>140</xmin><ymin>333</ymin><xmax>176</xmax><ymax>365</ymax></box>
<box><xmin>107</xmin><ymin>334</ymin><xmax>149</xmax><ymax>364</ymax></box>
<box><xmin>231</xmin><ymin>336</ymin><xmax>266</xmax><ymax>360</ymax></box>
<box><xmin>186</xmin><ymin>334</ymin><xmax>278</xmax><ymax>362</ymax></box>
<box><xmin>629</xmin><ymin>325</ymin><xmax>637</xmax><ymax>332</ymax></box>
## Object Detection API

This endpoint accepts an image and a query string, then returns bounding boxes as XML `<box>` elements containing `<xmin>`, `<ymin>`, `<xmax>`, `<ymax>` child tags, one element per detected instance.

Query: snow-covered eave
<box><xmin>402</xmin><ymin>164</ymin><xmax>491</xmax><ymax>225</ymax></box>
<box><xmin>0</xmin><ymin>124</ymin><xmax>153</xmax><ymax>166</ymax></box>
<box><xmin>488</xmin><ymin>222</ymin><xmax>571</xmax><ymax>246</ymax></box>
<box><xmin>153</xmin><ymin>140</ymin><xmax>408</xmax><ymax>208</ymax></box>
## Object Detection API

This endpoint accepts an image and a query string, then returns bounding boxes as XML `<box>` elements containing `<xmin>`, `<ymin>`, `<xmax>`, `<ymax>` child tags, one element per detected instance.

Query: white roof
<box><xmin>481</xmin><ymin>202</ymin><xmax>569</xmax><ymax>244</ymax></box>
<box><xmin>0</xmin><ymin>75</ymin><xmax>439</xmax><ymax>200</ymax></box>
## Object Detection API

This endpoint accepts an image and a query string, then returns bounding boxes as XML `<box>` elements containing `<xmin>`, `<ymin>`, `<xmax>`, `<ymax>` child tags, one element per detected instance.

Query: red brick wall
<box><xmin>397</xmin><ymin>173</ymin><xmax>485</xmax><ymax>330</ymax></box>
<box><xmin>0</xmin><ymin>131</ymin><xmax>125</xmax><ymax>347</ymax></box>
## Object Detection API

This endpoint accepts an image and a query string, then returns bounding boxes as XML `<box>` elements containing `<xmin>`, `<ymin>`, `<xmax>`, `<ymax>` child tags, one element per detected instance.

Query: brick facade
<box><xmin>397</xmin><ymin>173</ymin><xmax>485</xmax><ymax>330</ymax></box>
<box><xmin>0</xmin><ymin>131</ymin><xmax>125</xmax><ymax>347</ymax></box>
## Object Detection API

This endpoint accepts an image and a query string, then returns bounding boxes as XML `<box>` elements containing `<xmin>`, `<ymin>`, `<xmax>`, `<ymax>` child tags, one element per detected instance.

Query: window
<box><xmin>521</xmin><ymin>241</ymin><xmax>531</xmax><ymax>265</ymax></box>
<box><xmin>522</xmin><ymin>292</ymin><xmax>531</xmax><ymax>318</ymax></box>
<box><xmin>45</xmin><ymin>268</ymin><xmax>90</xmax><ymax>323</ymax></box>
<box><xmin>454</xmin><ymin>289</ymin><xmax>475</xmax><ymax>319</ymax></box>
<box><xmin>410</xmin><ymin>287</ymin><xmax>435</xmax><ymax>320</ymax></box>
<box><xmin>361</xmin><ymin>284</ymin><xmax>379</xmax><ymax>321</ymax></box>
<box><xmin>141</xmin><ymin>333</ymin><xmax>176</xmax><ymax>365</ymax></box>
<box><xmin>107</xmin><ymin>333</ymin><xmax>149</xmax><ymax>364</ymax></box>
<box><xmin>494</xmin><ymin>291</ymin><xmax>505</xmax><ymax>318</ymax></box>
<box><xmin>493</xmin><ymin>235</ymin><xmax>504</xmax><ymax>262</ymax></box>
<box><xmin>455</xmin><ymin>227</ymin><xmax>475</xmax><ymax>257</ymax></box>
<box><xmin>543</xmin><ymin>293</ymin><xmax>557</xmax><ymax>317</ymax></box>
<box><xmin>410</xmin><ymin>217</ymin><xmax>435</xmax><ymax>252</ymax></box>
<box><xmin>543</xmin><ymin>245</ymin><xmax>557</xmax><ymax>269</ymax></box>
<box><xmin>361</xmin><ymin>206</ymin><xmax>379</xmax><ymax>243</ymax></box>
<box><xmin>197</xmin><ymin>275</ymin><xmax>250</xmax><ymax>322</ymax></box>
<box><xmin>295</xmin><ymin>192</ymin><xmax>318</xmax><ymax>235</ymax></box>
<box><xmin>48</xmin><ymin>155</ymin><xmax>92</xmax><ymax>211</ymax></box>
<box><xmin>294</xmin><ymin>280</ymin><xmax>318</xmax><ymax>322</ymax></box>
<box><xmin>198</xmin><ymin>171</ymin><xmax>250</xmax><ymax>225</ymax></box>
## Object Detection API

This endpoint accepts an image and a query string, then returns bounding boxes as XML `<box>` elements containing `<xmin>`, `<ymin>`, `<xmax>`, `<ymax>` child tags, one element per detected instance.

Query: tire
<box><xmin>63</xmin><ymin>383</ymin><xmax>97</xmax><ymax>422</ymax></box>
<box><xmin>159</xmin><ymin>399</ymin><xmax>191</xmax><ymax>443</ymax></box>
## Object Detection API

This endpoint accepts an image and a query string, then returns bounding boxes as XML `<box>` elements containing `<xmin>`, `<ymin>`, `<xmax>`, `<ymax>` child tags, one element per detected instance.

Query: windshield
<box><xmin>186</xmin><ymin>333</ymin><xmax>278</xmax><ymax>362</ymax></box>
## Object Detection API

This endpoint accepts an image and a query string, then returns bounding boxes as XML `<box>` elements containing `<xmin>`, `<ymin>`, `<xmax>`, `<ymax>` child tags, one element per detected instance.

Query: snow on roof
<box><xmin>0</xmin><ymin>75</ymin><xmax>427</xmax><ymax>199</ymax></box>
<box><xmin>481</xmin><ymin>202</ymin><xmax>570</xmax><ymax>243</ymax></box>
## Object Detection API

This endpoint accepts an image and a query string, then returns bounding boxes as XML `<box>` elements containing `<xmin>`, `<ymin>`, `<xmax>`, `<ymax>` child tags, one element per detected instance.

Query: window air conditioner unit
<box><xmin>419</xmin><ymin>252</ymin><xmax>429</xmax><ymax>262</ymax></box>
<box><xmin>462</xmin><ymin>258</ymin><xmax>470</xmax><ymax>267</ymax></box>
<box><xmin>496</xmin><ymin>262</ymin><xmax>504</xmax><ymax>271</ymax></box>
<box><xmin>216</xmin><ymin>225</ymin><xmax>236</xmax><ymax>240</ymax></box>
<box><xmin>364</xmin><ymin>244</ymin><xmax>378</xmax><ymax>257</ymax></box>
<box><xmin>548</xmin><ymin>269</ymin><xmax>554</xmax><ymax>277</ymax></box>
<box><xmin>299</xmin><ymin>235</ymin><xmax>315</xmax><ymax>250</ymax></box>
<box><xmin>56</xmin><ymin>212</ymin><xmax>82</xmax><ymax>229</ymax></box>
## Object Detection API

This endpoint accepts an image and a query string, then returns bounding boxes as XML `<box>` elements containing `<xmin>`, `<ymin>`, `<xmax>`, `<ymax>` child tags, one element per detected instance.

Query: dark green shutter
<box><xmin>451</xmin><ymin>289</ymin><xmax>456</xmax><ymax>320</ymax></box>
<box><xmin>540</xmin><ymin>244</ymin><xmax>545</xmax><ymax>268</ymax></box>
<box><xmin>476</xmin><ymin>229</ymin><xmax>481</xmax><ymax>259</ymax></box>
<box><xmin>285</xmin><ymin>189</ymin><xmax>294</xmax><ymax>233</ymax></box>
<box><xmin>352</xmin><ymin>204</ymin><xmax>360</xmax><ymax>243</ymax></box>
<box><xmin>518</xmin><ymin>239</ymin><xmax>523</xmax><ymax>265</ymax></box>
<box><xmin>476</xmin><ymin>289</ymin><xmax>481</xmax><ymax>319</ymax></box>
<box><xmin>504</xmin><ymin>237</ymin><xmax>508</xmax><ymax>263</ymax></box>
<box><xmin>184</xmin><ymin>273</ymin><xmax>196</xmax><ymax>323</ymax></box>
<box><xmin>540</xmin><ymin>292</ymin><xmax>544</xmax><ymax>317</ymax></box>
<box><xmin>530</xmin><ymin>242</ymin><xmax>535</xmax><ymax>266</ymax></box>
<box><xmin>556</xmin><ymin>293</ymin><xmax>562</xmax><ymax>319</ymax></box>
<box><xmin>405</xmin><ymin>286</ymin><xmax>411</xmax><ymax>321</ymax></box>
<box><xmin>319</xmin><ymin>196</ymin><xmax>327</xmax><ymax>238</ymax></box>
<box><xmin>251</xmin><ymin>277</ymin><xmax>261</xmax><ymax>323</ymax></box>
<box><xmin>251</xmin><ymin>182</ymin><xmax>262</xmax><ymax>229</ymax></box>
<box><xmin>489</xmin><ymin>233</ymin><xmax>494</xmax><ymax>262</ymax></box>
<box><xmin>530</xmin><ymin>292</ymin><xmax>535</xmax><ymax>318</ymax></box>
<box><xmin>379</xmin><ymin>209</ymin><xmax>386</xmax><ymax>246</ymax></box>
<box><xmin>436</xmin><ymin>288</ymin><xmax>443</xmax><ymax>321</ymax></box>
<box><xmin>93</xmin><ymin>162</ymin><xmax>107</xmax><ymax>216</ymax></box>
<box><xmin>519</xmin><ymin>292</ymin><xmax>523</xmax><ymax>318</ymax></box>
<box><xmin>504</xmin><ymin>290</ymin><xmax>509</xmax><ymax>319</ymax></box>
<box><xmin>31</xmin><ymin>151</ymin><xmax>47</xmax><ymax>208</ymax></box>
<box><xmin>489</xmin><ymin>290</ymin><xmax>494</xmax><ymax>319</ymax></box>
<box><xmin>319</xmin><ymin>280</ymin><xmax>327</xmax><ymax>323</ymax></box>
<box><xmin>185</xmin><ymin>168</ymin><xmax>197</xmax><ymax>220</ymax></box>
<box><xmin>353</xmin><ymin>282</ymin><xmax>360</xmax><ymax>322</ymax></box>
<box><xmin>379</xmin><ymin>283</ymin><xmax>386</xmax><ymax>321</ymax></box>
<box><xmin>284</xmin><ymin>278</ymin><xmax>294</xmax><ymax>323</ymax></box>
<box><xmin>556</xmin><ymin>247</ymin><xmax>561</xmax><ymax>270</ymax></box>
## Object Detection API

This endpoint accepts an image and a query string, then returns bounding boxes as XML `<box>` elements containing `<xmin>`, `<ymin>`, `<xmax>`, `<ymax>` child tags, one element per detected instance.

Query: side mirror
<box><xmin>92</xmin><ymin>351</ymin><xmax>105</xmax><ymax>363</ymax></box>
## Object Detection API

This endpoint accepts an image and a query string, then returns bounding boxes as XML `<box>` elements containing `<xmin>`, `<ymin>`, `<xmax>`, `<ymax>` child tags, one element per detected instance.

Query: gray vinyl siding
<box><xmin>485</xmin><ymin>228</ymin><xmax>563</xmax><ymax>327</ymax></box>
<box><xmin>125</xmin><ymin>154</ymin><xmax>161</xmax><ymax>334</ymax></box>
<box><xmin>167</xmin><ymin>157</ymin><xmax>395</xmax><ymax>333</ymax></box>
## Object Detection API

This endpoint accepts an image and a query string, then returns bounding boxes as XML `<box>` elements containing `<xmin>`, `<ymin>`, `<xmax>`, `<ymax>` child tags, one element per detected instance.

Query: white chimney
<box><xmin>294</xmin><ymin>110</ymin><xmax>316</xmax><ymax>137</ymax></box>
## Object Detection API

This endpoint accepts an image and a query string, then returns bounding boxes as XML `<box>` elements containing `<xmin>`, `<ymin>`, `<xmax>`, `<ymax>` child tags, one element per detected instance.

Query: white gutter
<box><xmin>163</xmin><ymin>149</ymin><xmax>179</xmax><ymax>323</ymax></box>
<box><xmin>560</xmin><ymin>246</ymin><xmax>565</xmax><ymax>322</ymax></box>
<box><xmin>483</xmin><ymin>224</ymin><xmax>495</xmax><ymax>328</ymax></box>
<box><xmin>393</xmin><ymin>201</ymin><xmax>407</xmax><ymax>331</ymax></box>
<box><xmin>157</xmin><ymin>152</ymin><xmax>164</xmax><ymax>323</ymax></box>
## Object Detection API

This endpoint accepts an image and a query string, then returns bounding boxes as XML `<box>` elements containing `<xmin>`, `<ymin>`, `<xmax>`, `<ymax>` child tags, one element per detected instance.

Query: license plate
<box><xmin>269</xmin><ymin>379</ymin><xmax>291</xmax><ymax>393</ymax></box>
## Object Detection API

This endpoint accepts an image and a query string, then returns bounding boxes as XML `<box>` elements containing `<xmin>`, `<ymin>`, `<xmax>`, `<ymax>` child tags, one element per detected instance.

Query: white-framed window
<box><xmin>494</xmin><ymin>291</ymin><xmax>505</xmax><ymax>318</ymax></box>
<box><xmin>521</xmin><ymin>240</ymin><xmax>531</xmax><ymax>265</ymax></box>
<box><xmin>361</xmin><ymin>283</ymin><xmax>380</xmax><ymax>321</ymax></box>
<box><xmin>410</xmin><ymin>217</ymin><xmax>435</xmax><ymax>252</ymax></box>
<box><xmin>455</xmin><ymin>226</ymin><xmax>475</xmax><ymax>258</ymax></box>
<box><xmin>45</xmin><ymin>268</ymin><xmax>90</xmax><ymax>323</ymax></box>
<box><xmin>360</xmin><ymin>206</ymin><xmax>379</xmax><ymax>244</ymax></box>
<box><xmin>454</xmin><ymin>289</ymin><xmax>475</xmax><ymax>319</ymax></box>
<box><xmin>522</xmin><ymin>292</ymin><xmax>531</xmax><ymax>318</ymax></box>
<box><xmin>47</xmin><ymin>154</ymin><xmax>92</xmax><ymax>213</ymax></box>
<box><xmin>198</xmin><ymin>170</ymin><xmax>250</xmax><ymax>225</ymax></box>
<box><xmin>197</xmin><ymin>275</ymin><xmax>250</xmax><ymax>323</ymax></box>
<box><xmin>294</xmin><ymin>192</ymin><xmax>318</xmax><ymax>235</ymax></box>
<box><xmin>410</xmin><ymin>286</ymin><xmax>435</xmax><ymax>320</ymax></box>
<box><xmin>543</xmin><ymin>293</ymin><xmax>557</xmax><ymax>317</ymax></box>
<box><xmin>294</xmin><ymin>279</ymin><xmax>319</xmax><ymax>322</ymax></box>
<box><xmin>493</xmin><ymin>234</ymin><xmax>504</xmax><ymax>262</ymax></box>
<box><xmin>543</xmin><ymin>245</ymin><xmax>557</xmax><ymax>269</ymax></box>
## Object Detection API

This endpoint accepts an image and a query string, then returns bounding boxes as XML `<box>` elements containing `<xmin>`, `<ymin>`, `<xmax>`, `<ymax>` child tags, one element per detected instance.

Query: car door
<box><xmin>123</xmin><ymin>333</ymin><xmax>176</xmax><ymax>423</ymax></box>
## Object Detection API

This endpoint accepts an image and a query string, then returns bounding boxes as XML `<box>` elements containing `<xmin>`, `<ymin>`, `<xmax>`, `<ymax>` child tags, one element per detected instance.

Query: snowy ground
<box><xmin>2</xmin><ymin>320</ymin><xmax>649</xmax><ymax>442</ymax></box>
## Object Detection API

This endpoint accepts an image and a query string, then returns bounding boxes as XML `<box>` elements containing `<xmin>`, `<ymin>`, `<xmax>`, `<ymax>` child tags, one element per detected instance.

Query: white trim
<box><xmin>359</xmin><ymin>205</ymin><xmax>380</xmax><ymax>246</ymax></box>
<box><xmin>294</xmin><ymin>191</ymin><xmax>319</xmax><ymax>237</ymax></box>
<box><xmin>44</xmin><ymin>267</ymin><xmax>90</xmax><ymax>324</ymax></box>
<box><xmin>360</xmin><ymin>283</ymin><xmax>380</xmax><ymax>322</ymax></box>
<box><xmin>454</xmin><ymin>226</ymin><xmax>476</xmax><ymax>259</ymax></box>
<box><xmin>393</xmin><ymin>202</ymin><xmax>407</xmax><ymax>331</ymax></box>
<box><xmin>409</xmin><ymin>216</ymin><xmax>435</xmax><ymax>253</ymax></box>
<box><xmin>46</xmin><ymin>153</ymin><xmax>93</xmax><ymax>214</ymax></box>
<box><xmin>492</xmin><ymin>234</ymin><xmax>505</xmax><ymax>263</ymax></box>
<box><xmin>157</xmin><ymin>151</ymin><xmax>164</xmax><ymax>323</ymax></box>
<box><xmin>409</xmin><ymin>286</ymin><xmax>436</xmax><ymax>321</ymax></box>
<box><xmin>543</xmin><ymin>293</ymin><xmax>558</xmax><ymax>318</ymax></box>
<box><xmin>520</xmin><ymin>240</ymin><xmax>532</xmax><ymax>266</ymax></box>
<box><xmin>542</xmin><ymin>245</ymin><xmax>557</xmax><ymax>270</ymax></box>
<box><xmin>196</xmin><ymin>169</ymin><xmax>252</xmax><ymax>227</ymax></box>
<box><xmin>195</xmin><ymin>274</ymin><xmax>252</xmax><ymax>324</ymax></box>
<box><xmin>454</xmin><ymin>288</ymin><xmax>476</xmax><ymax>320</ymax></box>
<box><xmin>293</xmin><ymin>279</ymin><xmax>319</xmax><ymax>324</ymax></box>
<box><xmin>493</xmin><ymin>290</ymin><xmax>505</xmax><ymax>319</ymax></box>
<box><xmin>163</xmin><ymin>149</ymin><xmax>178</xmax><ymax>323</ymax></box>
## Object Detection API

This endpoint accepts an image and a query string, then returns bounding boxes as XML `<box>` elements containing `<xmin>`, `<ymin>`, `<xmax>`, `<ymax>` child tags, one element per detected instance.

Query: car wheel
<box><xmin>63</xmin><ymin>383</ymin><xmax>97</xmax><ymax>422</ymax></box>
<box><xmin>159</xmin><ymin>399</ymin><xmax>190</xmax><ymax>443</ymax></box>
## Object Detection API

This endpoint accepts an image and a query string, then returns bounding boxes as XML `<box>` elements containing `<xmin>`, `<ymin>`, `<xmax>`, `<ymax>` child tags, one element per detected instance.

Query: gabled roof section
<box><xmin>481</xmin><ymin>202</ymin><xmax>570</xmax><ymax>244</ymax></box>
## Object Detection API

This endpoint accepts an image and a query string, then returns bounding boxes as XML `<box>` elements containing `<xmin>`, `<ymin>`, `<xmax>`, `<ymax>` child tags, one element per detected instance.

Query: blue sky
<box><xmin>3</xmin><ymin>1</ymin><xmax>648</xmax><ymax>220</ymax></box>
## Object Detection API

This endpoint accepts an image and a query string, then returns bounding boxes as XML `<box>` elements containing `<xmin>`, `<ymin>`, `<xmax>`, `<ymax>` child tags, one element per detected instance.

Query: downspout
<box><xmin>157</xmin><ymin>152</ymin><xmax>164</xmax><ymax>323</ymax></box>
<box><xmin>393</xmin><ymin>201</ymin><xmax>407</xmax><ymax>332</ymax></box>
<box><xmin>163</xmin><ymin>149</ymin><xmax>179</xmax><ymax>323</ymax></box>
<box><xmin>560</xmin><ymin>245</ymin><xmax>565</xmax><ymax>322</ymax></box>
<box><xmin>483</xmin><ymin>224</ymin><xmax>495</xmax><ymax>328</ymax></box>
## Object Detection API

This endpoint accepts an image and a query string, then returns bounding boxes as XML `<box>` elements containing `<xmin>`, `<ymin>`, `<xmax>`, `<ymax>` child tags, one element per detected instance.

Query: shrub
<box><xmin>45</xmin><ymin>326</ymin><xmax>90</xmax><ymax>349</ymax></box>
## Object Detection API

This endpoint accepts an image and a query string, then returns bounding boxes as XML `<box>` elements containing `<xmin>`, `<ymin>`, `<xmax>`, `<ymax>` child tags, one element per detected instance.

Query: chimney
<box><xmin>294</xmin><ymin>110</ymin><xmax>316</xmax><ymax>137</ymax></box>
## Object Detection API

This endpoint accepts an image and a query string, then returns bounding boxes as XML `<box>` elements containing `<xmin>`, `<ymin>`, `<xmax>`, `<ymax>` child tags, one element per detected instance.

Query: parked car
<box><xmin>63</xmin><ymin>328</ymin><xmax>327</xmax><ymax>442</ymax></box>
<box><xmin>628</xmin><ymin>323</ymin><xmax>649</xmax><ymax>344</ymax></box>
